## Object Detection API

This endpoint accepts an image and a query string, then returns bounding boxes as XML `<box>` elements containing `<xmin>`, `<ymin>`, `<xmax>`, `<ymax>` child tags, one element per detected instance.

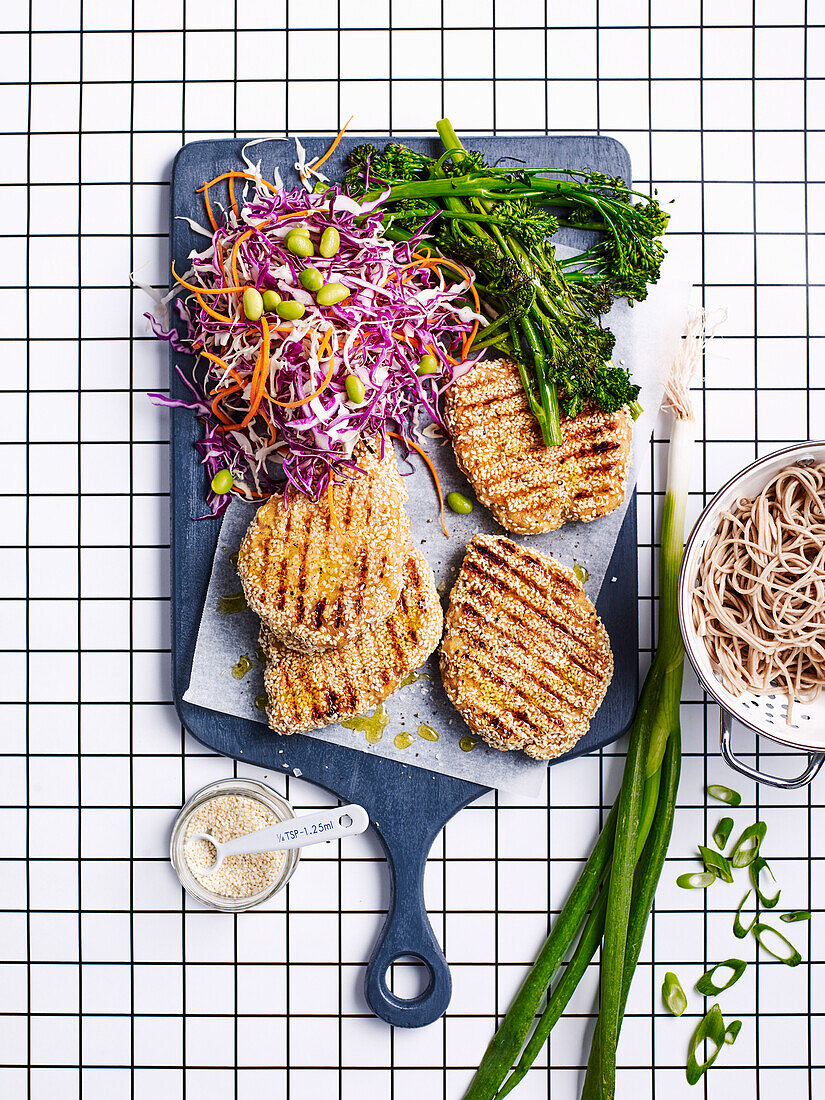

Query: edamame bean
<box><xmin>344</xmin><ymin>374</ymin><xmax>365</xmax><ymax>404</ymax></box>
<box><xmin>261</xmin><ymin>289</ymin><xmax>282</xmax><ymax>312</ymax></box>
<box><xmin>276</xmin><ymin>299</ymin><xmax>306</xmax><ymax>321</ymax></box>
<box><xmin>416</xmin><ymin>353</ymin><xmax>439</xmax><ymax>375</ymax></box>
<box><xmin>211</xmin><ymin>468</ymin><xmax>234</xmax><ymax>495</ymax></box>
<box><xmin>287</xmin><ymin>225</ymin><xmax>311</xmax><ymax>238</ymax></box>
<box><xmin>286</xmin><ymin>233</ymin><xmax>314</xmax><ymax>258</ymax></box>
<box><xmin>242</xmin><ymin>286</ymin><xmax>263</xmax><ymax>321</ymax></box>
<box><xmin>299</xmin><ymin>267</ymin><xmax>324</xmax><ymax>292</ymax></box>
<box><xmin>316</xmin><ymin>282</ymin><xmax>351</xmax><ymax>307</ymax></box>
<box><xmin>319</xmin><ymin>226</ymin><xmax>340</xmax><ymax>258</ymax></box>
<box><xmin>447</xmin><ymin>491</ymin><xmax>473</xmax><ymax>515</ymax></box>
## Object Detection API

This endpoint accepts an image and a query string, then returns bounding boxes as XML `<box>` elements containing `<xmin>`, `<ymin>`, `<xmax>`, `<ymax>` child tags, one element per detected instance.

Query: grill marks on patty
<box><xmin>440</xmin><ymin>535</ymin><xmax>613</xmax><ymax>760</ymax></box>
<box><xmin>260</xmin><ymin>549</ymin><xmax>443</xmax><ymax>734</ymax></box>
<box><xmin>238</xmin><ymin>438</ymin><xmax>411</xmax><ymax>655</ymax></box>
<box><xmin>445</xmin><ymin>357</ymin><xmax>633</xmax><ymax>534</ymax></box>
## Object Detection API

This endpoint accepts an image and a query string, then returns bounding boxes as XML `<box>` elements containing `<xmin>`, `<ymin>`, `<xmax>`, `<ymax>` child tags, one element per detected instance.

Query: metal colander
<box><xmin>678</xmin><ymin>440</ymin><xmax>825</xmax><ymax>789</ymax></box>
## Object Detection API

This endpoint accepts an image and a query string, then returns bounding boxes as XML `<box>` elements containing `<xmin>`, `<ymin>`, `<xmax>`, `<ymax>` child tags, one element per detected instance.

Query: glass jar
<box><xmin>169</xmin><ymin>778</ymin><xmax>300</xmax><ymax>912</ymax></box>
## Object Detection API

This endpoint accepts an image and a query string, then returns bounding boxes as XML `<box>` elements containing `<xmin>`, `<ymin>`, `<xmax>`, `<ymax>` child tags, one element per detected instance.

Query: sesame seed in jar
<box><xmin>183</xmin><ymin>794</ymin><xmax>285</xmax><ymax>899</ymax></box>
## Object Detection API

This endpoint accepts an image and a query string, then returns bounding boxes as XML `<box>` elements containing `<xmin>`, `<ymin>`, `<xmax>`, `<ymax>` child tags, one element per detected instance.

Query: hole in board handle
<box><xmin>388</xmin><ymin>954</ymin><xmax>434</xmax><ymax>1001</ymax></box>
<box><xmin>339</xmin><ymin>813</ymin><xmax>352</xmax><ymax>829</ymax></box>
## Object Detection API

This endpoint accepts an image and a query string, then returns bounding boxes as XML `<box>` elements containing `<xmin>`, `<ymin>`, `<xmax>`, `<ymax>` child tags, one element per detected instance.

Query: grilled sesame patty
<box><xmin>238</xmin><ymin>437</ymin><xmax>411</xmax><ymax>655</ymax></box>
<box><xmin>440</xmin><ymin>535</ymin><xmax>613</xmax><ymax>760</ymax></box>
<box><xmin>445</xmin><ymin>357</ymin><xmax>632</xmax><ymax>534</ymax></box>
<box><xmin>260</xmin><ymin>547</ymin><xmax>442</xmax><ymax>734</ymax></box>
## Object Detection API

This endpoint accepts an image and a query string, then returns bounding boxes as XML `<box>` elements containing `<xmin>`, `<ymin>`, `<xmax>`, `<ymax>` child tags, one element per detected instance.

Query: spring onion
<box><xmin>713</xmin><ymin>817</ymin><xmax>734</xmax><ymax>850</ymax></box>
<box><xmin>733</xmin><ymin>891</ymin><xmax>759</xmax><ymax>939</ymax></box>
<box><xmin>662</xmin><ymin>972</ymin><xmax>687</xmax><ymax>1016</ymax></box>
<box><xmin>707</xmin><ymin>784</ymin><xmax>742</xmax><ymax>807</ymax></box>
<box><xmin>725</xmin><ymin>1020</ymin><xmax>742</xmax><ymax>1045</ymax></box>
<box><xmin>780</xmin><ymin>910</ymin><xmax>812</xmax><ymax>923</ymax></box>
<box><xmin>462</xmin><ymin>311</ymin><xmax>718</xmax><ymax>1100</ymax></box>
<box><xmin>686</xmin><ymin>1004</ymin><xmax>727</xmax><ymax>1085</ymax></box>
<box><xmin>677</xmin><ymin>871</ymin><xmax>717</xmax><ymax>890</ymax></box>
<box><xmin>695</xmin><ymin>958</ymin><xmax>747</xmax><ymax>996</ymax></box>
<box><xmin>751</xmin><ymin>857</ymin><xmax>781</xmax><ymax>909</ymax></box>
<box><xmin>752</xmin><ymin>922</ymin><xmax>802</xmax><ymax>967</ymax></box>
<box><xmin>729</xmin><ymin>821</ymin><xmax>767</xmax><ymax>868</ymax></box>
<box><xmin>700</xmin><ymin>845</ymin><xmax>734</xmax><ymax>883</ymax></box>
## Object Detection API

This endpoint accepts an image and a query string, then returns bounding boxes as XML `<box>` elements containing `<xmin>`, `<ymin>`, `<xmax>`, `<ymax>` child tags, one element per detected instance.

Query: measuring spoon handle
<box><xmin>219</xmin><ymin>803</ymin><xmax>369</xmax><ymax>858</ymax></box>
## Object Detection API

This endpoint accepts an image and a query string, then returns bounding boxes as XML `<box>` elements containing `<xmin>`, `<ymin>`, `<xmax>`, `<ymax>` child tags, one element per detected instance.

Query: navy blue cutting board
<box><xmin>169</xmin><ymin>134</ymin><xmax>638</xmax><ymax>1028</ymax></box>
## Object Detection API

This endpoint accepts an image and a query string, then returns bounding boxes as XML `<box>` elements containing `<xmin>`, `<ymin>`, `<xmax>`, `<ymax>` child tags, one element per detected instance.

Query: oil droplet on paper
<box><xmin>218</xmin><ymin>591</ymin><xmax>247</xmax><ymax>614</ymax></box>
<box><xmin>342</xmin><ymin>703</ymin><xmax>390</xmax><ymax>745</ymax></box>
<box><xmin>394</xmin><ymin>732</ymin><xmax>415</xmax><ymax>750</ymax></box>
<box><xmin>417</xmin><ymin>724</ymin><xmax>439</xmax><ymax>742</ymax></box>
<box><xmin>459</xmin><ymin>736</ymin><xmax>478</xmax><ymax>752</ymax></box>
<box><xmin>232</xmin><ymin>654</ymin><xmax>253</xmax><ymax>679</ymax></box>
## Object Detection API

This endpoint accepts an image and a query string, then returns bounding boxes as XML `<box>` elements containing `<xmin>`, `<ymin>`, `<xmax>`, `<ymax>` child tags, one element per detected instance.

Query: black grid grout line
<box><xmin>4</xmin><ymin>5</ymin><xmax>825</xmax><ymax>1100</ymax></box>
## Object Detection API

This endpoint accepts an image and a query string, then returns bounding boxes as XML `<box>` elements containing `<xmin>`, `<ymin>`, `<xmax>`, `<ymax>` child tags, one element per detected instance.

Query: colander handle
<box><xmin>720</xmin><ymin>712</ymin><xmax>825</xmax><ymax>789</ymax></box>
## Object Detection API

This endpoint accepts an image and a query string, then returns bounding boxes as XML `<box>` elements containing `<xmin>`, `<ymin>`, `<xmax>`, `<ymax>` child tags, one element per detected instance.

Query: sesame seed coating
<box><xmin>445</xmin><ymin>357</ymin><xmax>633</xmax><ymax>534</ymax></box>
<box><xmin>440</xmin><ymin>535</ymin><xmax>614</xmax><ymax>760</ymax></box>
<box><xmin>238</xmin><ymin>437</ymin><xmax>411</xmax><ymax>655</ymax></box>
<box><xmin>260</xmin><ymin>547</ymin><xmax>443</xmax><ymax>735</ymax></box>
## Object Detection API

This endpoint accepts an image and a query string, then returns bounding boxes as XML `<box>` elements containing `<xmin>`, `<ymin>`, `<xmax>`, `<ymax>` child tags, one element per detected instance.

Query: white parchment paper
<box><xmin>184</xmin><ymin>271</ymin><xmax>690</xmax><ymax>798</ymax></box>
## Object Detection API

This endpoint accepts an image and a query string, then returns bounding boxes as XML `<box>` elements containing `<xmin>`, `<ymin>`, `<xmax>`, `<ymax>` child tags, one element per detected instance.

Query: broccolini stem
<box><xmin>507</xmin><ymin>320</ymin><xmax>544</xmax><ymax>425</ymax></box>
<box><xmin>519</xmin><ymin>315</ymin><xmax>562</xmax><ymax>446</ymax></box>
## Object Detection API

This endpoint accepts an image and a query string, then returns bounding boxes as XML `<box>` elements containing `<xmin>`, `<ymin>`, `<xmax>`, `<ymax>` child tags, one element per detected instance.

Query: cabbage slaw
<box><xmin>148</xmin><ymin>142</ymin><xmax>484</xmax><ymax>516</ymax></box>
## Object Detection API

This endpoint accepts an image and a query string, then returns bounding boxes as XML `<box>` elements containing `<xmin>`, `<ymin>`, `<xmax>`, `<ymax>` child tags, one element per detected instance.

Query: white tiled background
<box><xmin>4</xmin><ymin>1</ymin><xmax>825</xmax><ymax>1098</ymax></box>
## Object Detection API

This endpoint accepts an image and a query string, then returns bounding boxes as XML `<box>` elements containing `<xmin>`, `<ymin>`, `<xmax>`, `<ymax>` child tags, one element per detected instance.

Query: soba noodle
<box><xmin>692</xmin><ymin>461</ymin><xmax>825</xmax><ymax>721</ymax></box>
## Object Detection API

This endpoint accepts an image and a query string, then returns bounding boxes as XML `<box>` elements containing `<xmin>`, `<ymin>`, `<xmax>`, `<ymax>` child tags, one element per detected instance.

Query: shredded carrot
<box><xmin>414</xmin><ymin>255</ymin><xmax>481</xmax><ymax>357</ymax></box>
<box><xmin>228</xmin><ymin>176</ymin><xmax>239</xmax><ymax>218</ymax></box>
<box><xmin>387</xmin><ymin>431</ymin><xmax>448</xmax><ymax>538</ymax></box>
<box><xmin>196</xmin><ymin>171</ymin><xmax>279</xmax><ymax>196</ymax></box>
<box><xmin>171</xmin><ymin>262</ymin><xmax>243</xmax><ymax>296</ymax></box>
<box><xmin>278</xmin><ymin>207</ymin><xmax>328</xmax><ymax>222</ymax></box>
<box><xmin>215</xmin><ymin>240</ymin><xmax>225</xmax><ymax>281</ymax></box>
<box><xmin>236</xmin><ymin>316</ymin><xmax>271</xmax><ymax>429</ymax></box>
<box><xmin>307</xmin><ymin>117</ymin><xmax>354</xmax><ymax>175</ymax></box>
<box><xmin>210</xmin><ymin>380</ymin><xmax>242</xmax><ymax>424</ymax></box>
<box><xmin>200</xmin><ymin>350</ymin><xmax>245</xmax><ymax>388</ymax></box>
<box><xmin>271</xmin><ymin>329</ymin><xmax>334</xmax><ymax>408</ymax></box>
<box><xmin>203</xmin><ymin>186</ymin><xmax>218</xmax><ymax>232</ymax></box>
<box><xmin>260</xmin><ymin>406</ymin><xmax>279</xmax><ymax>446</ymax></box>
<box><xmin>194</xmin><ymin>292</ymin><xmax>236</xmax><ymax>325</ymax></box>
<box><xmin>230</xmin><ymin>218</ymin><xmax>272</xmax><ymax>291</ymax></box>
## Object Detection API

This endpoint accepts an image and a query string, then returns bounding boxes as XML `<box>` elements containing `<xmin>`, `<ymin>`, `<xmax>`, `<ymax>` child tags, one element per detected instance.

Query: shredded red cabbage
<box><xmin>148</xmin><ymin>173</ymin><xmax>482</xmax><ymax>515</ymax></box>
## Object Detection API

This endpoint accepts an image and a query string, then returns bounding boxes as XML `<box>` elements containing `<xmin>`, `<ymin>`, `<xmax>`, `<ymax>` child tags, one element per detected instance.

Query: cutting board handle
<box><xmin>364</xmin><ymin>848</ymin><xmax>451</xmax><ymax>1027</ymax></box>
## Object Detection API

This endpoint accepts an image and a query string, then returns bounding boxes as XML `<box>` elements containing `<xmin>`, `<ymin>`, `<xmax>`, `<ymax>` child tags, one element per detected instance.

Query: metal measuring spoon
<box><xmin>185</xmin><ymin>803</ymin><xmax>369</xmax><ymax>874</ymax></box>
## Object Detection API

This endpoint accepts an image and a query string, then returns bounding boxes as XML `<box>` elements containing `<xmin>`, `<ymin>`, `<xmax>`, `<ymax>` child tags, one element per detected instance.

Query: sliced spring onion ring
<box><xmin>780</xmin><ymin>910</ymin><xmax>812</xmax><ymax>923</ymax></box>
<box><xmin>686</xmin><ymin>1003</ymin><xmax>727</xmax><ymax>1085</ymax></box>
<box><xmin>662</xmin><ymin>972</ymin><xmax>687</xmax><ymax>1017</ymax></box>
<box><xmin>713</xmin><ymin>816</ymin><xmax>734</xmax><ymax>850</ymax></box>
<box><xmin>707</xmin><ymin>784</ymin><xmax>742</xmax><ymax>807</ymax></box>
<box><xmin>725</xmin><ymin>1020</ymin><xmax>742</xmax><ymax>1045</ymax></box>
<box><xmin>733</xmin><ymin>890</ymin><xmax>759</xmax><ymax>939</ymax></box>
<box><xmin>729</xmin><ymin>821</ymin><xmax>767</xmax><ymax>869</ymax></box>
<box><xmin>695</xmin><ymin>958</ymin><xmax>747</xmax><ymax>997</ymax></box>
<box><xmin>750</xmin><ymin>856</ymin><xmax>780</xmax><ymax>909</ymax></box>
<box><xmin>700</xmin><ymin>845</ymin><xmax>733</xmax><ymax>883</ymax></box>
<box><xmin>677</xmin><ymin>871</ymin><xmax>717</xmax><ymax>890</ymax></box>
<box><xmin>752</xmin><ymin>922</ymin><xmax>802</xmax><ymax>967</ymax></box>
